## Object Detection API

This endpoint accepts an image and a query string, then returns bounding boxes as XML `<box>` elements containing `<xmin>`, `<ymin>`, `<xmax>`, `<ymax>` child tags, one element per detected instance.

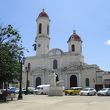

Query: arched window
<box><xmin>85</xmin><ymin>78</ymin><xmax>89</xmax><ymax>87</ymax></box>
<box><xmin>47</xmin><ymin>24</ymin><xmax>49</xmax><ymax>35</ymax></box>
<box><xmin>71</xmin><ymin>44</ymin><xmax>75</xmax><ymax>51</ymax></box>
<box><xmin>53</xmin><ymin>59</ymin><xmax>57</xmax><ymax>69</ymax></box>
<box><xmin>39</xmin><ymin>23</ymin><xmax>42</xmax><ymax>34</ymax></box>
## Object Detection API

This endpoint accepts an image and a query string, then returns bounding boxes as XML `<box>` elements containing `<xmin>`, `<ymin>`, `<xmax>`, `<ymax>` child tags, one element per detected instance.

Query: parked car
<box><xmin>23</xmin><ymin>87</ymin><xmax>37</xmax><ymax>94</ymax></box>
<box><xmin>64</xmin><ymin>87</ymin><xmax>82</xmax><ymax>95</ymax></box>
<box><xmin>8</xmin><ymin>87</ymin><xmax>17</xmax><ymax>93</ymax></box>
<box><xmin>80</xmin><ymin>88</ymin><xmax>96</xmax><ymax>96</ymax></box>
<box><xmin>36</xmin><ymin>85</ymin><xmax>50</xmax><ymax>95</ymax></box>
<box><xmin>97</xmin><ymin>88</ymin><xmax>110</xmax><ymax>96</ymax></box>
<box><xmin>13</xmin><ymin>88</ymin><xmax>26</xmax><ymax>94</ymax></box>
<box><xmin>22</xmin><ymin>88</ymin><xmax>26</xmax><ymax>94</ymax></box>
<box><xmin>15</xmin><ymin>88</ymin><xmax>19</xmax><ymax>94</ymax></box>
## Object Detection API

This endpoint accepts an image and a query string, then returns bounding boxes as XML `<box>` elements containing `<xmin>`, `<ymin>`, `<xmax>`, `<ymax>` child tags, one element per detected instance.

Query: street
<box><xmin>0</xmin><ymin>95</ymin><xmax>110</xmax><ymax>110</ymax></box>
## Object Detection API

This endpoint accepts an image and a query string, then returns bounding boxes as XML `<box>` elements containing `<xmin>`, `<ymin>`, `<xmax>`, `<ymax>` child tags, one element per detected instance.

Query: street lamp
<box><xmin>25</xmin><ymin>63</ymin><xmax>30</xmax><ymax>95</ymax></box>
<box><xmin>18</xmin><ymin>56</ymin><xmax>25</xmax><ymax>100</ymax></box>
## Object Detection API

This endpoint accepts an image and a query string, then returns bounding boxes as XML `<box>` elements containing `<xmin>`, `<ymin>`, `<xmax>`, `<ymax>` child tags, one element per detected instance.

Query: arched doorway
<box><xmin>36</xmin><ymin>77</ymin><xmax>41</xmax><ymax>88</ymax></box>
<box><xmin>70</xmin><ymin>75</ymin><xmax>77</xmax><ymax>87</ymax></box>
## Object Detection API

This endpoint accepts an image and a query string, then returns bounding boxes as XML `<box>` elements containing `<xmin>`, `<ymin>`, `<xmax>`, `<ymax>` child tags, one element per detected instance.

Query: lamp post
<box><xmin>25</xmin><ymin>63</ymin><xmax>30</xmax><ymax>95</ymax></box>
<box><xmin>18</xmin><ymin>57</ymin><xmax>25</xmax><ymax>100</ymax></box>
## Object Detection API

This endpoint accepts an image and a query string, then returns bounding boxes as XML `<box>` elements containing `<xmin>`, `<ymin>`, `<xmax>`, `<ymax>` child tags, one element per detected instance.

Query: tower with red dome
<box><xmin>36</xmin><ymin>9</ymin><xmax>50</xmax><ymax>56</ymax></box>
<box><xmin>67</xmin><ymin>30</ymin><xmax>82</xmax><ymax>56</ymax></box>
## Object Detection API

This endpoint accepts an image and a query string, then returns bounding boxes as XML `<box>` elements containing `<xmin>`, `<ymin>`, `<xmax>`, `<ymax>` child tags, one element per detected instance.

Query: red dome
<box><xmin>38</xmin><ymin>9</ymin><xmax>49</xmax><ymax>18</ymax></box>
<box><xmin>67</xmin><ymin>31</ymin><xmax>82</xmax><ymax>42</ymax></box>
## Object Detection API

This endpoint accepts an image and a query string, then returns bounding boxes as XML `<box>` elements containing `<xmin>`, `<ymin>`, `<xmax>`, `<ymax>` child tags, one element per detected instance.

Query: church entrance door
<box><xmin>36</xmin><ymin>77</ymin><xmax>41</xmax><ymax>88</ymax></box>
<box><xmin>70</xmin><ymin>75</ymin><xmax>77</xmax><ymax>87</ymax></box>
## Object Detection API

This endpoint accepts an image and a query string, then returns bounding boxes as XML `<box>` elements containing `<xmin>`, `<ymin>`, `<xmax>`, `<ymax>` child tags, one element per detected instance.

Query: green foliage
<box><xmin>0</xmin><ymin>25</ymin><xmax>24</xmax><ymax>85</ymax></box>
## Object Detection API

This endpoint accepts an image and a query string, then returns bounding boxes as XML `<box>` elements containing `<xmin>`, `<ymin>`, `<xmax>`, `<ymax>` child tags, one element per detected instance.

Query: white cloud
<box><xmin>105</xmin><ymin>40</ymin><xmax>110</xmax><ymax>45</ymax></box>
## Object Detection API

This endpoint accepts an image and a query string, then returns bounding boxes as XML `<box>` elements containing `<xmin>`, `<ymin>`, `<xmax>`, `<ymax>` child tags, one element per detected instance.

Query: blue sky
<box><xmin>0</xmin><ymin>0</ymin><xmax>110</xmax><ymax>71</ymax></box>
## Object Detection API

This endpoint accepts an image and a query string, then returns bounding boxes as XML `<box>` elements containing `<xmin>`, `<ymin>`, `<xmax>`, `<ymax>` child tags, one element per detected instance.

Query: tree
<box><xmin>0</xmin><ymin>25</ymin><xmax>24</xmax><ymax>89</ymax></box>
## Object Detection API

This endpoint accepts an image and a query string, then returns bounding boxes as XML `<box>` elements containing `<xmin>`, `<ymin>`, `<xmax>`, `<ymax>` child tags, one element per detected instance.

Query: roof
<box><xmin>38</xmin><ymin>9</ymin><xmax>49</xmax><ymax>18</ymax></box>
<box><xmin>67</xmin><ymin>30</ymin><xmax>82</xmax><ymax>43</ymax></box>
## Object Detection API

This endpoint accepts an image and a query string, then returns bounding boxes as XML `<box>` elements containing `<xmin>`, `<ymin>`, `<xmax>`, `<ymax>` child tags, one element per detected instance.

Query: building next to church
<box><xmin>23</xmin><ymin>9</ymin><xmax>109</xmax><ymax>90</ymax></box>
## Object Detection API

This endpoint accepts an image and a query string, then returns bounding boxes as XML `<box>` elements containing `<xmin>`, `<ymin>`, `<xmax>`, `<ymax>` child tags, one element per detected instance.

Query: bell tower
<box><xmin>35</xmin><ymin>9</ymin><xmax>50</xmax><ymax>56</ymax></box>
<box><xmin>67</xmin><ymin>30</ymin><xmax>83</xmax><ymax>55</ymax></box>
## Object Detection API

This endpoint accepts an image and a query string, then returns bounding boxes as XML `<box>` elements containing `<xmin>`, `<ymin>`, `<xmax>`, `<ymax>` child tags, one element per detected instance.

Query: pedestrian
<box><xmin>2</xmin><ymin>89</ymin><xmax>8</xmax><ymax>102</ymax></box>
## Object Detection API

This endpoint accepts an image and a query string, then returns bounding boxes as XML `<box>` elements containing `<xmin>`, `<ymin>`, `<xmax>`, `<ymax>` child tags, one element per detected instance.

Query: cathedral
<box><xmin>23</xmin><ymin>9</ymin><xmax>105</xmax><ymax>90</ymax></box>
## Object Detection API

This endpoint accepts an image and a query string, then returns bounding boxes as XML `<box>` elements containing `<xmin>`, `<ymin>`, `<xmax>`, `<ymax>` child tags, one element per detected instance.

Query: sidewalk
<box><xmin>0</xmin><ymin>95</ymin><xmax>110</xmax><ymax>110</ymax></box>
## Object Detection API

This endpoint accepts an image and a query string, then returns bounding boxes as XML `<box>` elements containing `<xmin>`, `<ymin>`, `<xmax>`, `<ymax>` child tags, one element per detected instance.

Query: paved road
<box><xmin>0</xmin><ymin>95</ymin><xmax>110</xmax><ymax>110</ymax></box>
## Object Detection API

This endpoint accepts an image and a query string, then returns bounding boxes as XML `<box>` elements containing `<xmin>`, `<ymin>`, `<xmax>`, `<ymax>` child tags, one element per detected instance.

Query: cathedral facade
<box><xmin>23</xmin><ymin>9</ymin><xmax>104</xmax><ymax>90</ymax></box>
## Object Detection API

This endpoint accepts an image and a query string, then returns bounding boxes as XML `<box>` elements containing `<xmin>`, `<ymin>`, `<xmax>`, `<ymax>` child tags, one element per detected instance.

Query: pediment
<box><xmin>48</xmin><ymin>48</ymin><xmax>63</xmax><ymax>56</ymax></box>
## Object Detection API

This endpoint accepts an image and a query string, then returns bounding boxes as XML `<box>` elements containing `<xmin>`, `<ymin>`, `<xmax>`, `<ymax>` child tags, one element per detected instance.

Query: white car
<box><xmin>36</xmin><ymin>84</ymin><xmax>50</xmax><ymax>95</ymax></box>
<box><xmin>97</xmin><ymin>88</ymin><xmax>110</xmax><ymax>96</ymax></box>
<box><xmin>80</xmin><ymin>88</ymin><xmax>96</xmax><ymax>96</ymax></box>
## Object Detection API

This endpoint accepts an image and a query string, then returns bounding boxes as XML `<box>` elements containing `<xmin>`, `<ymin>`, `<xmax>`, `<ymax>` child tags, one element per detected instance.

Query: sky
<box><xmin>0</xmin><ymin>0</ymin><xmax>110</xmax><ymax>71</ymax></box>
